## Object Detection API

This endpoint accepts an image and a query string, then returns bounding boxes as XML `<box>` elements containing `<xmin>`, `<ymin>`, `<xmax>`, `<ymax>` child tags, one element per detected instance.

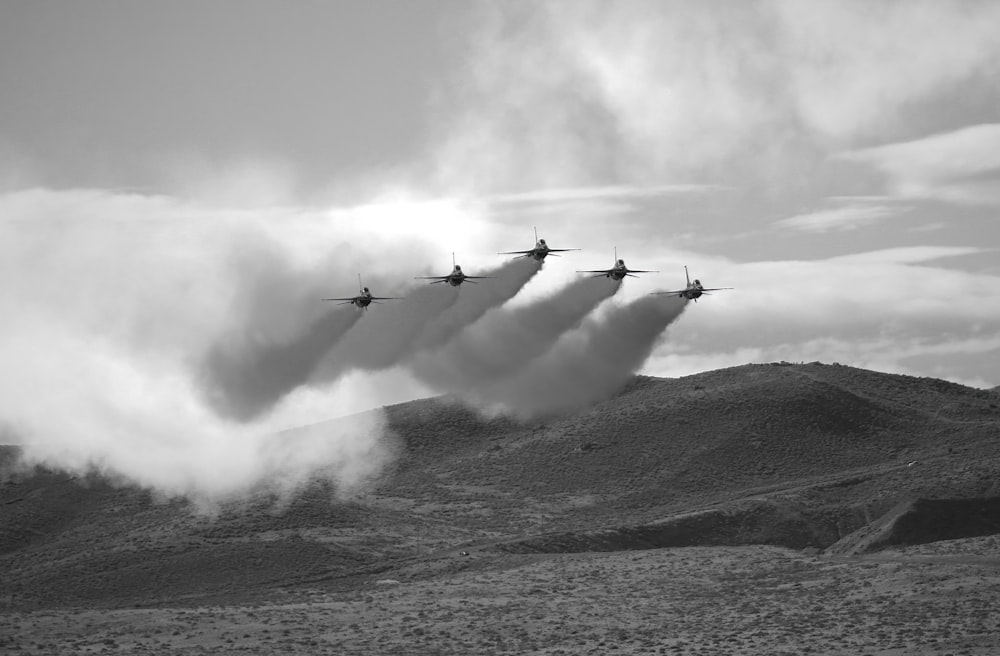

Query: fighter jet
<box><xmin>498</xmin><ymin>227</ymin><xmax>580</xmax><ymax>261</ymax></box>
<box><xmin>415</xmin><ymin>253</ymin><xmax>494</xmax><ymax>286</ymax></box>
<box><xmin>651</xmin><ymin>266</ymin><xmax>732</xmax><ymax>301</ymax></box>
<box><xmin>322</xmin><ymin>274</ymin><xmax>401</xmax><ymax>310</ymax></box>
<box><xmin>577</xmin><ymin>248</ymin><xmax>657</xmax><ymax>280</ymax></box>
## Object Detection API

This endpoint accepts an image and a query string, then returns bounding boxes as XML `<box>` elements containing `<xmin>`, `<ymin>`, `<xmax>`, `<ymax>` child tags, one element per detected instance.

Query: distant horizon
<box><xmin>1</xmin><ymin>359</ymin><xmax>993</xmax><ymax>449</ymax></box>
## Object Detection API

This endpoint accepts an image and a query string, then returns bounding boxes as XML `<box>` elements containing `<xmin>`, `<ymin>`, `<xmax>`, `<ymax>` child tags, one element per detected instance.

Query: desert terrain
<box><xmin>2</xmin><ymin>362</ymin><xmax>999</xmax><ymax>654</ymax></box>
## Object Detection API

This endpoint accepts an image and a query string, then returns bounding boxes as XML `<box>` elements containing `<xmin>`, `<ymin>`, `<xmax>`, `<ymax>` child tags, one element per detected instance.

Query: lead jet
<box><xmin>578</xmin><ymin>248</ymin><xmax>657</xmax><ymax>280</ymax></box>
<box><xmin>322</xmin><ymin>274</ymin><xmax>401</xmax><ymax>310</ymax></box>
<box><xmin>498</xmin><ymin>227</ymin><xmax>580</xmax><ymax>261</ymax></box>
<box><xmin>415</xmin><ymin>253</ymin><xmax>494</xmax><ymax>286</ymax></box>
<box><xmin>651</xmin><ymin>266</ymin><xmax>732</xmax><ymax>301</ymax></box>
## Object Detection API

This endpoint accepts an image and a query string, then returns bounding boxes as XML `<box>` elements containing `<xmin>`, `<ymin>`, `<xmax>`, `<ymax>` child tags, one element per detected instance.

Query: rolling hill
<box><xmin>2</xmin><ymin>362</ymin><xmax>998</xmax><ymax>609</ymax></box>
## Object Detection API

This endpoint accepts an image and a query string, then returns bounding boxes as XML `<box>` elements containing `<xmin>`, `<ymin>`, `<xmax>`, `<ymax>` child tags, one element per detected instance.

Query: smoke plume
<box><xmin>311</xmin><ymin>257</ymin><xmax>542</xmax><ymax>383</ymax></box>
<box><xmin>201</xmin><ymin>308</ymin><xmax>362</xmax><ymax>421</ymax></box>
<box><xmin>409</xmin><ymin>274</ymin><xmax>621</xmax><ymax>392</ymax></box>
<box><xmin>0</xmin><ymin>188</ymin><xmax>418</xmax><ymax>502</ymax></box>
<box><xmin>469</xmin><ymin>294</ymin><xmax>688</xmax><ymax>418</ymax></box>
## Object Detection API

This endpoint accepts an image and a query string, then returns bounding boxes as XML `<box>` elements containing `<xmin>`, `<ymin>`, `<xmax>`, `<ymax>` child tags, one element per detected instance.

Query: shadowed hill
<box><xmin>2</xmin><ymin>362</ymin><xmax>999</xmax><ymax>608</ymax></box>
<box><xmin>384</xmin><ymin>362</ymin><xmax>998</xmax><ymax>514</ymax></box>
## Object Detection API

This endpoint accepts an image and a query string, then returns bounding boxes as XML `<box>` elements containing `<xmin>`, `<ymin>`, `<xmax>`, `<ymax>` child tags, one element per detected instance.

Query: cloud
<box><xmin>838</xmin><ymin>124</ymin><xmax>1000</xmax><ymax>206</ymax></box>
<box><xmin>773</xmin><ymin>203</ymin><xmax>903</xmax><ymax>233</ymax></box>
<box><xmin>642</xmin><ymin>246</ymin><xmax>1000</xmax><ymax>387</ymax></box>
<box><xmin>485</xmin><ymin>184</ymin><xmax>720</xmax><ymax>206</ymax></box>
<box><xmin>773</xmin><ymin>1</ymin><xmax>1000</xmax><ymax>140</ymax></box>
<box><xmin>429</xmin><ymin>1</ymin><xmax>1000</xmax><ymax>196</ymax></box>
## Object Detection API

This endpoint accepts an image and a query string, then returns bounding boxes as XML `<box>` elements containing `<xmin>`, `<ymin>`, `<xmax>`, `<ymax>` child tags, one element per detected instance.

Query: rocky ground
<box><xmin>3</xmin><ymin>542</ymin><xmax>1000</xmax><ymax>655</ymax></box>
<box><xmin>2</xmin><ymin>363</ymin><xmax>999</xmax><ymax>654</ymax></box>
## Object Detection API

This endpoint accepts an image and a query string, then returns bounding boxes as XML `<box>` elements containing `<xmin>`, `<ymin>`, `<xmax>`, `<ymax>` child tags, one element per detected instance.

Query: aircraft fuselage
<box><xmin>605</xmin><ymin>259</ymin><xmax>628</xmax><ymax>280</ymax></box>
<box><xmin>528</xmin><ymin>241</ymin><xmax>551</xmax><ymax>260</ymax></box>
<box><xmin>352</xmin><ymin>294</ymin><xmax>374</xmax><ymax>307</ymax></box>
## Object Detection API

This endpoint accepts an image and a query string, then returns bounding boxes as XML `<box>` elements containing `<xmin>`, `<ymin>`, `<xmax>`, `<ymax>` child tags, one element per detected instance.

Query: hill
<box><xmin>2</xmin><ymin>362</ymin><xmax>999</xmax><ymax>609</ymax></box>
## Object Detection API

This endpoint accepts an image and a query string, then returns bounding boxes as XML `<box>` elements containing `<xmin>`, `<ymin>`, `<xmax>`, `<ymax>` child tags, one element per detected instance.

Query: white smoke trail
<box><xmin>470</xmin><ymin>294</ymin><xmax>688</xmax><ymax>418</ymax></box>
<box><xmin>409</xmin><ymin>257</ymin><xmax>543</xmax><ymax>352</ymax></box>
<box><xmin>311</xmin><ymin>257</ymin><xmax>542</xmax><ymax>383</ymax></box>
<box><xmin>408</xmin><ymin>273</ymin><xmax>621</xmax><ymax>392</ymax></box>
<box><xmin>200</xmin><ymin>307</ymin><xmax>362</xmax><ymax>421</ymax></box>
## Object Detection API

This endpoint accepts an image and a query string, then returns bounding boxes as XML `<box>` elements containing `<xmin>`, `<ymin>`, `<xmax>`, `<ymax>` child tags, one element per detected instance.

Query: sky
<box><xmin>2</xmin><ymin>1</ymin><xmax>999</xmax><ymax>497</ymax></box>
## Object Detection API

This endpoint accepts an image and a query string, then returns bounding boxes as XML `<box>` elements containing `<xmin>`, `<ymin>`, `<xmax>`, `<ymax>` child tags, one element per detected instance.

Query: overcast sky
<box><xmin>3</xmin><ymin>0</ymin><xmax>999</xmax><ymax>459</ymax></box>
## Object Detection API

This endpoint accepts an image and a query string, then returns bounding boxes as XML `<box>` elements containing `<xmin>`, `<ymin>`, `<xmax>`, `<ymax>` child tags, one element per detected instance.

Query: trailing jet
<box><xmin>651</xmin><ymin>266</ymin><xmax>732</xmax><ymax>301</ymax></box>
<box><xmin>499</xmin><ymin>227</ymin><xmax>580</xmax><ymax>261</ymax></box>
<box><xmin>415</xmin><ymin>253</ymin><xmax>494</xmax><ymax>286</ymax></box>
<box><xmin>578</xmin><ymin>248</ymin><xmax>657</xmax><ymax>280</ymax></box>
<box><xmin>322</xmin><ymin>274</ymin><xmax>400</xmax><ymax>310</ymax></box>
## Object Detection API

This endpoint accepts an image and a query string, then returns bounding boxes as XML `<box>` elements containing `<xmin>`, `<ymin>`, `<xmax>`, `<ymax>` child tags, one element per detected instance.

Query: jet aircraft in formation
<box><xmin>651</xmin><ymin>266</ymin><xmax>733</xmax><ymax>301</ymax></box>
<box><xmin>415</xmin><ymin>253</ymin><xmax>494</xmax><ymax>286</ymax></box>
<box><xmin>577</xmin><ymin>248</ymin><xmax>657</xmax><ymax>280</ymax></box>
<box><xmin>498</xmin><ymin>227</ymin><xmax>580</xmax><ymax>261</ymax></box>
<box><xmin>324</xmin><ymin>234</ymin><xmax>733</xmax><ymax>310</ymax></box>
<box><xmin>322</xmin><ymin>274</ymin><xmax>401</xmax><ymax>310</ymax></box>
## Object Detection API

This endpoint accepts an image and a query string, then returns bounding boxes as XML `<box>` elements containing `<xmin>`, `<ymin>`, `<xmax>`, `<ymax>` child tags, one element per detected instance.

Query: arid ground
<box><xmin>3</xmin><ymin>363</ymin><xmax>999</xmax><ymax>654</ymax></box>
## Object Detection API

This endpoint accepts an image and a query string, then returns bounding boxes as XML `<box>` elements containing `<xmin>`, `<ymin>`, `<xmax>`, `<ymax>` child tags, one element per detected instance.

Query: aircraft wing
<box><xmin>650</xmin><ymin>289</ymin><xmax>685</xmax><ymax>296</ymax></box>
<box><xmin>369</xmin><ymin>296</ymin><xmax>402</xmax><ymax>300</ymax></box>
<box><xmin>498</xmin><ymin>249</ymin><xmax>533</xmax><ymax>255</ymax></box>
<box><xmin>462</xmin><ymin>275</ymin><xmax>495</xmax><ymax>279</ymax></box>
<box><xmin>698</xmin><ymin>287</ymin><xmax>734</xmax><ymax>292</ymax></box>
<box><xmin>321</xmin><ymin>297</ymin><xmax>358</xmax><ymax>302</ymax></box>
<box><xmin>548</xmin><ymin>248</ymin><xmax>581</xmax><ymax>252</ymax></box>
<box><xmin>625</xmin><ymin>269</ymin><xmax>658</xmax><ymax>273</ymax></box>
<box><xmin>577</xmin><ymin>268</ymin><xmax>612</xmax><ymax>274</ymax></box>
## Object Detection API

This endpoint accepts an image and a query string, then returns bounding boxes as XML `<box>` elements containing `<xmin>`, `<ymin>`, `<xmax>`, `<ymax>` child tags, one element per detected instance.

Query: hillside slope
<box><xmin>2</xmin><ymin>362</ymin><xmax>999</xmax><ymax>608</ymax></box>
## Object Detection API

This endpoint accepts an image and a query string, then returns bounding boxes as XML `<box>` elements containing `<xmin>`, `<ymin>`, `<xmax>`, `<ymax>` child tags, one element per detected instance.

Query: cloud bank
<box><xmin>0</xmin><ymin>188</ymin><xmax>465</xmax><ymax>500</ymax></box>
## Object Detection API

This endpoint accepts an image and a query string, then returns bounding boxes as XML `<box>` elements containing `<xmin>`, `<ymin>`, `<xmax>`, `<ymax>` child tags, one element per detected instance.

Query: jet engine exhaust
<box><xmin>312</xmin><ymin>257</ymin><xmax>542</xmax><ymax>384</ymax></box>
<box><xmin>201</xmin><ymin>307</ymin><xmax>362</xmax><ymax>421</ymax></box>
<box><xmin>469</xmin><ymin>294</ymin><xmax>687</xmax><ymax>418</ymax></box>
<box><xmin>409</xmin><ymin>275</ymin><xmax>622</xmax><ymax>392</ymax></box>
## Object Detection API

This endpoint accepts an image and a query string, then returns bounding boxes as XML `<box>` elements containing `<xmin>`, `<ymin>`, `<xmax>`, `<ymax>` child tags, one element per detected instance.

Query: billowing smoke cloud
<box><xmin>409</xmin><ymin>274</ymin><xmax>621</xmax><ymax>391</ymax></box>
<box><xmin>0</xmin><ymin>188</ymin><xmax>435</xmax><ymax>502</ymax></box>
<box><xmin>3</xmin><ymin>307</ymin><xmax>396</xmax><ymax>505</ymax></box>
<box><xmin>468</xmin><ymin>294</ymin><xmax>688</xmax><ymax>418</ymax></box>
<box><xmin>410</xmin><ymin>257</ymin><xmax>543</xmax><ymax>352</ymax></box>
<box><xmin>311</xmin><ymin>257</ymin><xmax>542</xmax><ymax>383</ymax></box>
<box><xmin>201</xmin><ymin>308</ymin><xmax>361</xmax><ymax>421</ymax></box>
